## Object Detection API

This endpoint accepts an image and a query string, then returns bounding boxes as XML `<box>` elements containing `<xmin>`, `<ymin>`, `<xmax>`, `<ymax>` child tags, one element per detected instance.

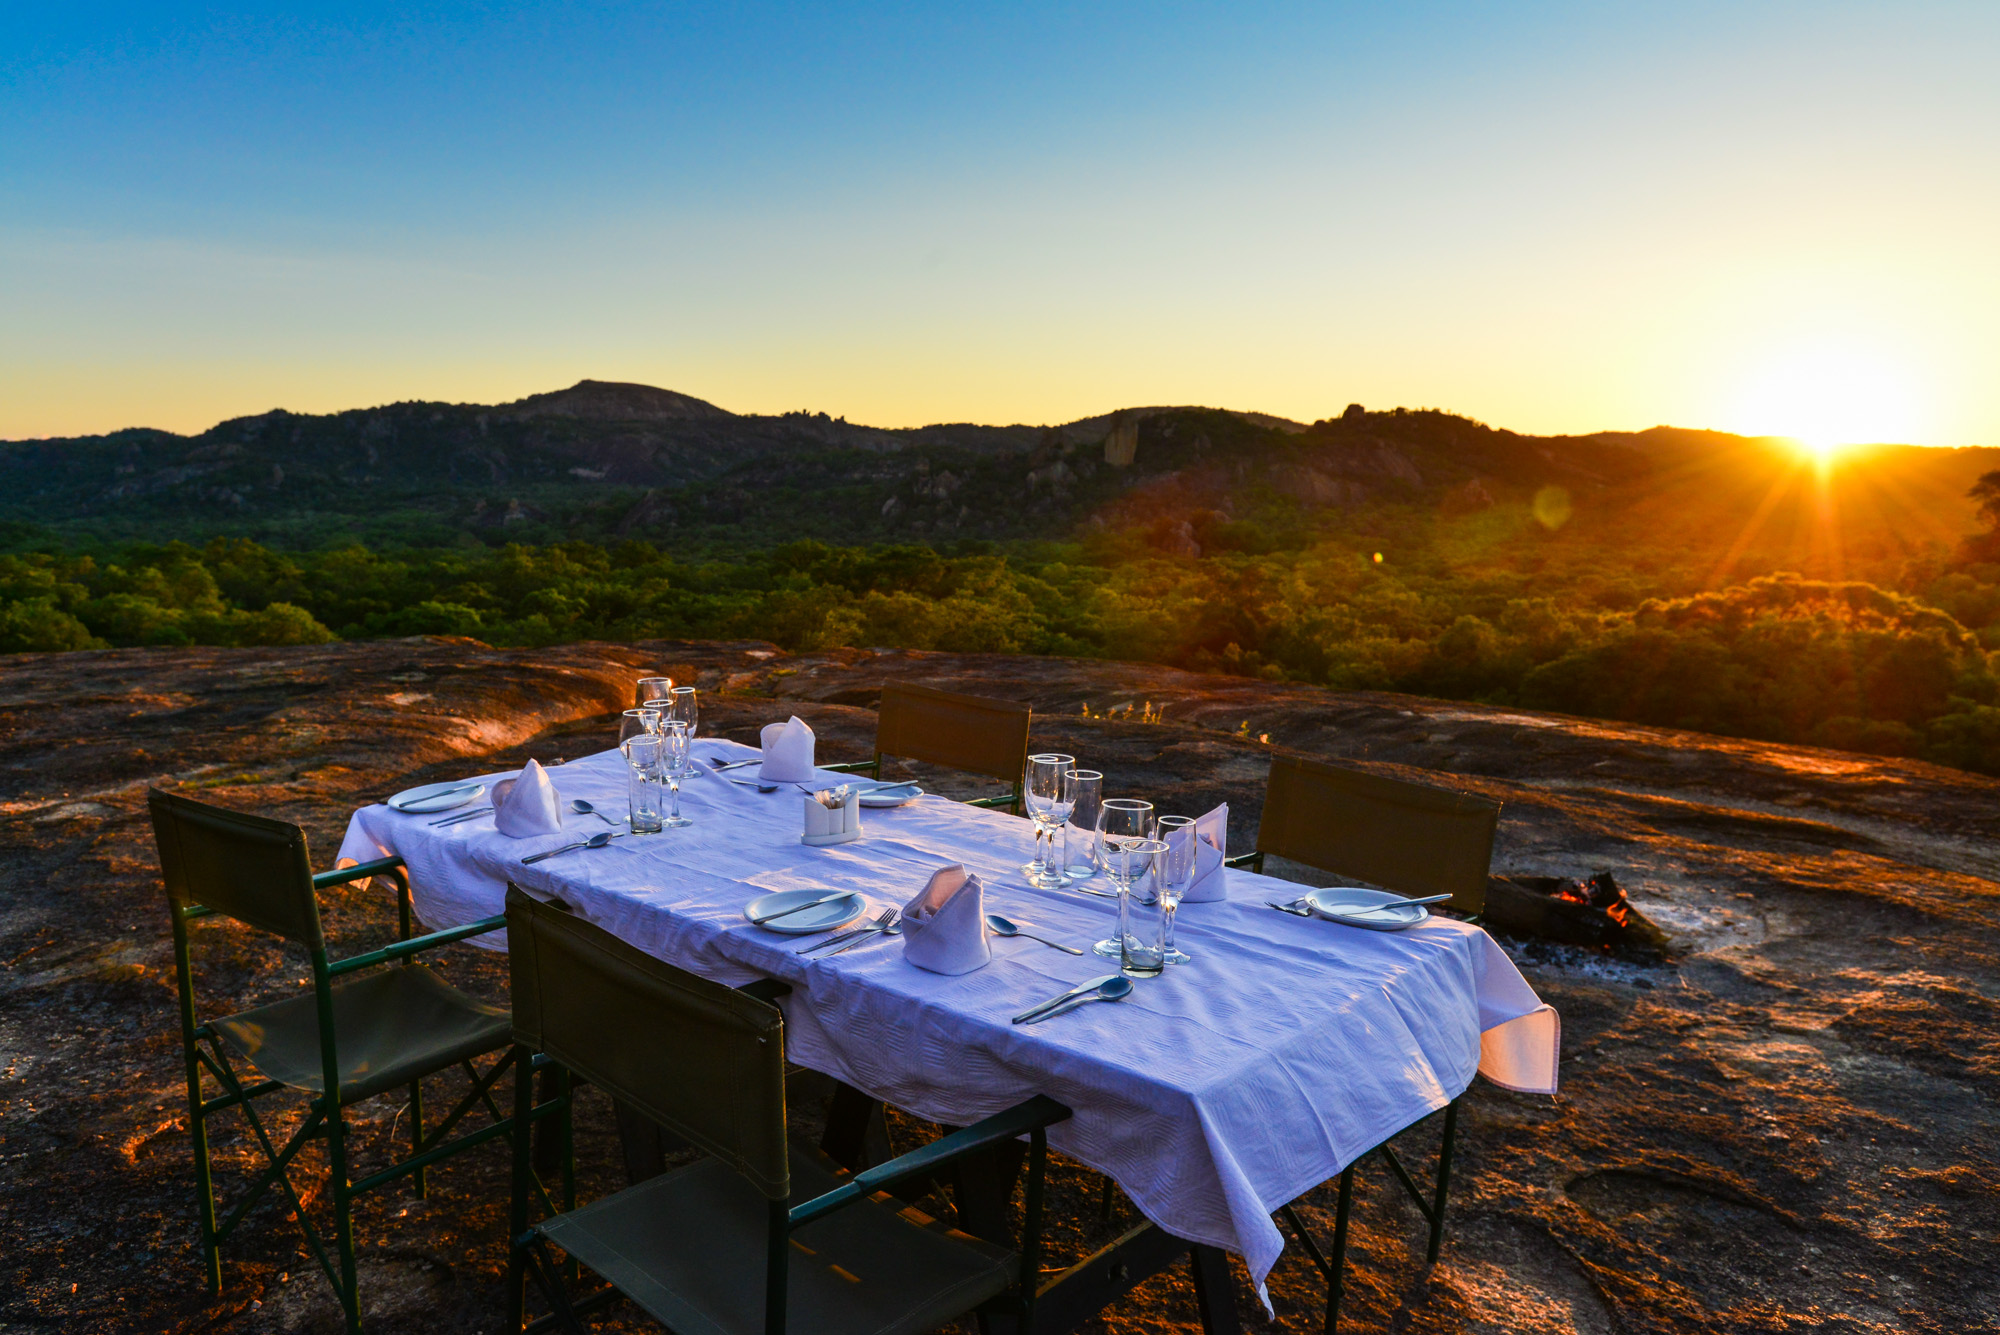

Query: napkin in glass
<box><xmin>759</xmin><ymin>716</ymin><xmax>817</xmax><ymax>783</ymax></box>
<box><xmin>492</xmin><ymin>759</ymin><xmax>564</xmax><ymax>839</ymax></box>
<box><xmin>1180</xmin><ymin>802</ymin><xmax>1230</xmax><ymax>902</ymax></box>
<box><xmin>901</xmin><ymin>864</ymin><xmax>991</xmax><ymax>975</ymax></box>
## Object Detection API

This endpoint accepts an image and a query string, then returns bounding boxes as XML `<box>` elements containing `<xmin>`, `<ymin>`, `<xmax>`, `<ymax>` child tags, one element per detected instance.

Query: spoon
<box><xmin>1018</xmin><ymin>976</ymin><xmax>1133</xmax><ymax>1024</ymax></box>
<box><xmin>985</xmin><ymin>914</ymin><xmax>1084</xmax><ymax>955</ymax></box>
<box><xmin>570</xmin><ymin>798</ymin><xmax>621</xmax><ymax>827</ymax></box>
<box><xmin>521</xmin><ymin>831</ymin><xmax>620</xmax><ymax>864</ymax></box>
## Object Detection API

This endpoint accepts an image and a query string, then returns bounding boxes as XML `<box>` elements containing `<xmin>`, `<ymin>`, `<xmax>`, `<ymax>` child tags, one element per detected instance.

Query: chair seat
<box><xmin>212</xmin><ymin>964</ymin><xmax>510</xmax><ymax>1104</ymax></box>
<box><xmin>539</xmin><ymin>1147</ymin><xmax>1018</xmax><ymax>1335</ymax></box>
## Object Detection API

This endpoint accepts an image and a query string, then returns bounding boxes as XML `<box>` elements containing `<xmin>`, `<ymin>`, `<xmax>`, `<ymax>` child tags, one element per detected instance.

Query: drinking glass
<box><xmin>1152</xmin><ymin>815</ymin><xmax>1197</xmax><ymax>965</ymax></box>
<box><xmin>619</xmin><ymin>707</ymin><xmax>661</xmax><ymax>745</ymax></box>
<box><xmin>623</xmin><ymin>734</ymin><xmax>666</xmax><ymax>834</ymax></box>
<box><xmin>635</xmin><ymin>676</ymin><xmax>675</xmax><ymax>710</ymax></box>
<box><xmin>1093</xmin><ymin>798</ymin><xmax>1156</xmax><ymax>959</ymax></box>
<box><xmin>659</xmin><ymin>719</ymin><xmax>694</xmax><ymax>828</ymax></box>
<box><xmin>1061</xmin><ymin>769</ymin><xmax>1105</xmax><ymax>889</ymax></box>
<box><xmin>1113</xmin><ymin>835</ymin><xmax>1170</xmax><ymax>977</ymax></box>
<box><xmin>1021</xmin><ymin>754</ymin><xmax>1075</xmax><ymax>888</ymax></box>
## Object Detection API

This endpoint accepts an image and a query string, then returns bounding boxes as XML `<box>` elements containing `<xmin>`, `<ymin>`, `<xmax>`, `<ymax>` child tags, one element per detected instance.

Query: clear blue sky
<box><xmin>4</xmin><ymin>2</ymin><xmax>1998</xmax><ymax>444</ymax></box>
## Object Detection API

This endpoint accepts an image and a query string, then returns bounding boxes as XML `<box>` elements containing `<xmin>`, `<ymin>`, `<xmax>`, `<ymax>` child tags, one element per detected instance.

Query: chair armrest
<box><xmin>326</xmin><ymin>914</ymin><xmax>506</xmax><ymax>976</ymax></box>
<box><xmin>314</xmin><ymin>856</ymin><xmax>407</xmax><ymax>891</ymax></box>
<box><xmin>963</xmin><ymin>795</ymin><xmax>1017</xmax><ymax>810</ymax></box>
<box><xmin>1223</xmin><ymin>852</ymin><xmax>1264</xmax><ymax>872</ymax></box>
<box><xmin>736</xmin><ymin>978</ymin><xmax>793</xmax><ymax>1006</ymax></box>
<box><xmin>788</xmin><ymin>1094</ymin><xmax>1071</xmax><ymax>1228</ymax></box>
<box><xmin>820</xmin><ymin>760</ymin><xmax>879</xmax><ymax>775</ymax></box>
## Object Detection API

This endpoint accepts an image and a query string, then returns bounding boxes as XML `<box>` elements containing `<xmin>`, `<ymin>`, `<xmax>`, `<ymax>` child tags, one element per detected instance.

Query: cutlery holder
<box><xmin>801</xmin><ymin>789</ymin><xmax>862</xmax><ymax>846</ymax></box>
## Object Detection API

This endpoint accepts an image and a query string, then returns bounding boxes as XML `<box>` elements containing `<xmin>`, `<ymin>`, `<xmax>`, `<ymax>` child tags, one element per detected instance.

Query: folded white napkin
<box><xmin>759</xmin><ymin>716</ymin><xmax>817</xmax><ymax>783</ymax></box>
<box><xmin>1181</xmin><ymin>802</ymin><xmax>1230</xmax><ymax>902</ymax></box>
<box><xmin>492</xmin><ymin>759</ymin><xmax>564</xmax><ymax>839</ymax></box>
<box><xmin>901</xmin><ymin>864</ymin><xmax>991</xmax><ymax>975</ymax></box>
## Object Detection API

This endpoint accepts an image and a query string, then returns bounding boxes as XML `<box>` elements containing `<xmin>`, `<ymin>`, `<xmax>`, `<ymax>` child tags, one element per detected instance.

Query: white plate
<box><xmin>743</xmin><ymin>890</ymin><xmax>867</xmax><ymax>935</ymax></box>
<box><xmin>387</xmin><ymin>780</ymin><xmax>486</xmax><ymax>814</ymax></box>
<box><xmin>1304</xmin><ymin>887</ymin><xmax>1431</xmax><ymax>931</ymax></box>
<box><xmin>858</xmin><ymin>783</ymin><xmax>924</xmax><ymax>809</ymax></box>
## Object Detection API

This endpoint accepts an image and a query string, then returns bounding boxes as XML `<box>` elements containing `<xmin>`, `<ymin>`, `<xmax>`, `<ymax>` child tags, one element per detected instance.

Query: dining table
<box><xmin>338</xmin><ymin>737</ymin><xmax>1560</xmax><ymax>1329</ymax></box>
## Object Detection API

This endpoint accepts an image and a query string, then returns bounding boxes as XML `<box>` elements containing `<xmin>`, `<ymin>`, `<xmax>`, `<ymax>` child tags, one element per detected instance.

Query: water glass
<box><xmin>1022</xmin><ymin>753</ymin><xmax>1075</xmax><ymax>889</ymax></box>
<box><xmin>1061</xmin><ymin>770</ymin><xmax>1104</xmax><ymax>885</ymax></box>
<box><xmin>1093</xmin><ymin>798</ymin><xmax>1155</xmax><ymax>959</ymax></box>
<box><xmin>619</xmin><ymin>707</ymin><xmax>661</xmax><ymax>745</ymax></box>
<box><xmin>623</xmin><ymin>734</ymin><xmax>666</xmax><ymax>834</ymax></box>
<box><xmin>634</xmin><ymin>675</ymin><xmax>675</xmax><ymax>710</ymax></box>
<box><xmin>659</xmin><ymin>719</ymin><xmax>694</xmax><ymax>829</ymax></box>
<box><xmin>1112</xmin><ymin>836</ymin><xmax>1170</xmax><ymax>977</ymax></box>
<box><xmin>1152</xmin><ymin>815</ymin><xmax>1197</xmax><ymax>965</ymax></box>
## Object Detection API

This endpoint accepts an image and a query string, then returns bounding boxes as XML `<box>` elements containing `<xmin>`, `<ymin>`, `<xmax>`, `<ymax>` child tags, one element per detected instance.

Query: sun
<box><xmin>1729</xmin><ymin>341</ymin><xmax>1926</xmax><ymax>461</ymax></box>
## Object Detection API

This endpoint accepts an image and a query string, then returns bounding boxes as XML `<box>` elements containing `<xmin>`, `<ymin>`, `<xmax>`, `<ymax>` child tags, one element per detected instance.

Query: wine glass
<box><xmin>1152</xmin><ymin>815</ymin><xmax>1197</xmax><ymax>965</ymax></box>
<box><xmin>619</xmin><ymin>707</ymin><xmax>661</xmax><ymax>745</ymax></box>
<box><xmin>1093</xmin><ymin>798</ymin><xmax>1156</xmax><ymax>959</ymax></box>
<box><xmin>658</xmin><ymin>719</ymin><xmax>694</xmax><ymax>829</ymax></box>
<box><xmin>1022</xmin><ymin>754</ymin><xmax>1075</xmax><ymax>889</ymax></box>
<box><xmin>663</xmin><ymin>685</ymin><xmax>699</xmax><ymax>744</ymax></box>
<box><xmin>635</xmin><ymin>675</ymin><xmax>674</xmax><ymax>710</ymax></box>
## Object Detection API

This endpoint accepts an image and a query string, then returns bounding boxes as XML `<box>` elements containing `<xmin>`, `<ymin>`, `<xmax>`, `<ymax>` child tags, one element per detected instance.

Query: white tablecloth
<box><xmin>339</xmin><ymin>741</ymin><xmax>1559</xmax><ymax>1300</ymax></box>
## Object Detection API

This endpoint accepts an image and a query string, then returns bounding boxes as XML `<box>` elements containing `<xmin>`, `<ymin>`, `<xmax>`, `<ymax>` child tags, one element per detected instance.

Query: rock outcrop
<box><xmin>3</xmin><ymin>638</ymin><xmax>1996</xmax><ymax>1332</ymax></box>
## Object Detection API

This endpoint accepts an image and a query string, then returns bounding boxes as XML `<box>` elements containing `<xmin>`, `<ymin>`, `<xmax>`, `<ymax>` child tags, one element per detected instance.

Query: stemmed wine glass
<box><xmin>658</xmin><ymin>719</ymin><xmax>694</xmax><ymax>829</ymax></box>
<box><xmin>1093</xmin><ymin>798</ymin><xmax>1158</xmax><ymax>959</ymax></box>
<box><xmin>619</xmin><ymin>707</ymin><xmax>661</xmax><ymax>745</ymax></box>
<box><xmin>1022</xmin><ymin>754</ymin><xmax>1075</xmax><ymax>889</ymax></box>
<box><xmin>635</xmin><ymin>676</ymin><xmax>674</xmax><ymax>710</ymax></box>
<box><xmin>663</xmin><ymin>685</ymin><xmax>698</xmax><ymax>747</ymax></box>
<box><xmin>1152</xmin><ymin>815</ymin><xmax>1197</xmax><ymax>965</ymax></box>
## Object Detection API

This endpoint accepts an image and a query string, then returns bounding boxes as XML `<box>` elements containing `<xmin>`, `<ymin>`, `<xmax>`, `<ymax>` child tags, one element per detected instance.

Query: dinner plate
<box><xmin>387</xmin><ymin>780</ymin><xmax>486</xmax><ymax>814</ymax></box>
<box><xmin>1304</xmin><ymin>887</ymin><xmax>1430</xmax><ymax>931</ymax></box>
<box><xmin>743</xmin><ymin>889</ymin><xmax>867</xmax><ymax>935</ymax></box>
<box><xmin>858</xmin><ymin>783</ymin><xmax>924</xmax><ymax>808</ymax></box>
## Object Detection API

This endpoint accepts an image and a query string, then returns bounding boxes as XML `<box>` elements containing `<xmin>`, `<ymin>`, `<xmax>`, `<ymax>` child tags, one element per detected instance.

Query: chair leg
<box><xmin>1098</xmin><ymin>1174</ymin><xmax>1117</xmax><ymax>1221</ymax></box>
<box><xmin>1426</xmin><ymin>1098</ymin><xmax>1459</xmax><ymax>1265</ymax></box>
<box><xmin>325</xmin><ymin>1100</ymin><xmax>362</xmax><ymax>1335</ymax></box>
<box><xmin>186</xmin><ymin>1059</ymin><xmax>222</xmax><ymax>1293</ymax></box>
<box><xmin>1324</xmin><ymin>1165</ymin><xmax>1354</xmax><ymax>1335</ymax></box>
<box><xmin>508</xmin><ymin>1047</ymin><xmax>534</xmax><ymax>1332</ymax></box>
<box><xmin>409</xmin><ymin>1078</ymin><xmax>427</xmax><ymax>1199</ymax></box>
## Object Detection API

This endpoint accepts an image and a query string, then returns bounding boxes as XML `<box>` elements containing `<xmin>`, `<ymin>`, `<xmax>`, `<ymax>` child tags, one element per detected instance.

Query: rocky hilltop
<box><xmin>8</xmin><ymin>379</ymin><xmax>1995</xmax><ymax>557</ymax></box>
<box><xmin>2</xmin><ymin>637</ymin><xmax>1995</xmax><ymax>1332</ymax></box>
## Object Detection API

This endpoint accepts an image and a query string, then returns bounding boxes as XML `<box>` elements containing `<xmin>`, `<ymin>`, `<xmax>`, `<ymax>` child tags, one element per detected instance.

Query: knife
<box><xmin>748</xmin><ymin>892</ymin><xmax>854</xmax><ymax>926</ymax></box>
<box><xmin>1011</xmin><ymin>974</ymin><xmax>1120</xmax><ymax>1025</ymax></box>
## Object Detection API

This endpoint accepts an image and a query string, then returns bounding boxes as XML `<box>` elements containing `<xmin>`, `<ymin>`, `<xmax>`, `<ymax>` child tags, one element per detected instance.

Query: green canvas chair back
<box><xmin>149</xmin><ymin>786</ymin><xmax>326</xmax><ymax>949</ymax></box>
<box><xmin>506</xmin><ymin>889</ymin><xmax>790</xmax><ymax>1201</ymax></box>
<box><xmin>1256</xmin><ymin>754</ymin><xmax>1500</xmax><ymax>914</ymax></box>
<box><xmin>875</xmin><ymin>682</ymin><xmax>1030</xmax><ymax>787</ymax></box>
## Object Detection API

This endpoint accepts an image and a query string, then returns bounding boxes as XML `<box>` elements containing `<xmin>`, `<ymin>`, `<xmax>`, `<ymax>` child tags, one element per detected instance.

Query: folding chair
<box><xmin>1224</xmin><ymin>755</ymin><xmax>1501</xmax><ymax>1331</ymax></box>
<box><xmin>150</xmin><ymin>788</ymin><xmax>533</xmax><ymax>1334</ymax></box>
<box><xmin>824</xmin><ymin>681</ymin><xmax>1031</xmax><ymax>814</ymax></box>
<box><xmin>502</xmin><ymin>887</ymin><xmax>1071</xmax><ymax>1335</ymax></box>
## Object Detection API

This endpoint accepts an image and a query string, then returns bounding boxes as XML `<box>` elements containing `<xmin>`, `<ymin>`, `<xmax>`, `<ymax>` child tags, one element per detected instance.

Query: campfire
<box><xmin>1483</xmin><ymin>871</ymin><xmax>1669</xmax><ymax>956</ymax></box>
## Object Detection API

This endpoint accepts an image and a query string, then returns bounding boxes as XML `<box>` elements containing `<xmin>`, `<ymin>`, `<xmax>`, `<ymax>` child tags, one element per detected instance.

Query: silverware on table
<box><xmin>799</xmin><ymin>909</ymin><xmax>893</xmax><ymax>953</ymax></box>
<box><xmin>816</xmin><ymin>910</ymin><xmax>901</xmax><ymax>956</ymax></box>
<box><xmin>985</xmin><ymin>914</ymin><xmax>1084</xmax><ymax>955</ymax></box>
<box><xmin>1012</xmin><ymin>974</ymin><xmax>1120</xmax><ymax>1024</ymax></box>
<box><xmin>710</xmin><ymin>757</ymin><xmax>761</xmax><ymax>771</ymax></box>
<box><xmin>708</xmin><ymin>758</ymin><xmax>778</xmax><ymax>792</ymax></box>
<box><xmin>570</xmin><ymin>798</ymin><xmax>623</xmax><ymax>827</ymax></box>
<box><xmin>430</xmin><ymin>806</ymin><xmax>494</xmax><ymax>827</ymax></box>
<box><xmin>1016</xmin><ymin>977</ymin><xmax>1133</xmax><ymax>1024</ymax></box>
<box><xmin>749</xmin><ymin>892</ymin><xmax>855</xmax><ymax>926</ymax></box>
<box><xmin>521</xmin><ymin>831</ymin><xmax>623</xmax><ymax>864</ymax></box>
<box><xmin>392</xmin><ymin>782</ymin><xmax>481</xmax><ymax>811</ymax></box>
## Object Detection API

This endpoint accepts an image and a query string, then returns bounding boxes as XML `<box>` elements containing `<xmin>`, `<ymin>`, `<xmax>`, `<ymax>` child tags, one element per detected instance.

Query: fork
<box><xmin>797</xmin><ymin>909</ymin><xmax>894</xmax><ymax>953</ymax></box>
<box><xmin>815</xmin><ymin>910</ymin><xmax>902</xmax><ymax>957</ymax></box>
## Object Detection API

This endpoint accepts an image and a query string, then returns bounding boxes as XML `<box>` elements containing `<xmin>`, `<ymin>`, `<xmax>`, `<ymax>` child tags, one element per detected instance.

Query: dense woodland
<box><xmin>10</xmin><ymin>387</ymin><xmax>2000</xmax><ymax>773</ymax></box>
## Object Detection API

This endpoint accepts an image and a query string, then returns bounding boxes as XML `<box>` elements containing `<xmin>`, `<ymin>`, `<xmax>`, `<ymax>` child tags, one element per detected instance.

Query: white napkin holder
<box><xmin>801</xmin><ymin>787</ymin><xmax>862</xmax><ymax>846</ymax></box>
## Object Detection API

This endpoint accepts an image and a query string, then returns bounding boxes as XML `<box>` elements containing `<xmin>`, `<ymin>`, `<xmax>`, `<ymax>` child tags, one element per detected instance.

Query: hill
<box><xmin>7</xmin><ymin>381</ymin><xmax>1994</xmax><ymax>572</ymax></box>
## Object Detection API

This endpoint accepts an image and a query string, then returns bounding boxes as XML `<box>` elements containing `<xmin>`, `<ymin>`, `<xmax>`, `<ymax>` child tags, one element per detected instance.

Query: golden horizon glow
<box><xmin>1727</xmin><ymin>340</ymin><xmax>1930</xmax><ymax>459</ymax></box>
